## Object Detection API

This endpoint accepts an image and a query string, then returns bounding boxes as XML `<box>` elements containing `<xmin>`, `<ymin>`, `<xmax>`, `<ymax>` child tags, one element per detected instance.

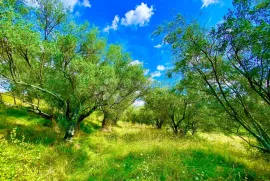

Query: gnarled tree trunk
<box><xmin>64</xmin><ymin>122</ymin><xmax>76</xmax><ymax>141</ymax></box>
<box><xmin>64</xmin><ymin>106</ymin><xmax>97</xmax><ymax>141</ymax></box>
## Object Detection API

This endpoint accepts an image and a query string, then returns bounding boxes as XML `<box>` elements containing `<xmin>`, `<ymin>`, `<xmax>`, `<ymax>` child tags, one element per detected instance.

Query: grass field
<box><xmin>0</xmin><ymin>105</ymin><xmax>269</xmax><ymax>181</ymax></box>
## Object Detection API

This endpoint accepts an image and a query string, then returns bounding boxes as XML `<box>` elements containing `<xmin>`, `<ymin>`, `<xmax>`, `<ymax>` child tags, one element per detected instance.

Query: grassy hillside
<box><xmin>0</xmin><ymin>105</ymin><xmax>269</xmax><ymax>181</ymax></box>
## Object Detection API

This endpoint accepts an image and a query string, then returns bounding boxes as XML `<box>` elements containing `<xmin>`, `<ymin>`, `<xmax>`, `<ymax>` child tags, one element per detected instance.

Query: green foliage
<box><xmin>140</xmin><ymin>87</ymin><xmax>204</xmax><ymax>134</ymax></box>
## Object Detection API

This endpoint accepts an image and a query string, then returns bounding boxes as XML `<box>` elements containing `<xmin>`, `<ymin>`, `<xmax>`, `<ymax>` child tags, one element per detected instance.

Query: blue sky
<box><xmin>69</xmin><ymin>0</ymin><xmax>233</xmax><ymax>81</ymax></box>
<box><xmin>32</xmin><ymin>0</ymin><xmax>233</xmax><ymax>80</ymax></box>
<box><xmin>0</xmin><ymin>0</ymin><xmax>234</xmax><ymax>100</ymax></box>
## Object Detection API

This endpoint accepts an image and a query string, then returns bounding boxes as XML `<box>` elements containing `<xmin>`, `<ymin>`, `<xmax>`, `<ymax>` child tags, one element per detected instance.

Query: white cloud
<box><xmin>217</xmin><ymin>19</ymin><xmax>224</xmax><ymax>25</ymax></box>
<box><xmin>154</xmin><ymin>44</ymin><xmax>162</xmax><ymax>49</ymax></box>
<box><xmin>121</xmin><ymin>3</ymin><xmax>154</xmax><ymax>27</ymax></box>
<box><xmin>62</xmin><ymin>0</ymin><xmax>78</xmax><ymax>9</ymax></box>
<box><xmin>144</xmin><ymin>69</ymin><xmax>150</xmax><ymax>75</ymax></box>
<box><xmin>0</xmin><ymin>87</ymin><xmax>7</xmax><ymax>93</ymax></box>
<box><xmin>0</xmin><ymin>78</ymin><xmax>8</xmax><ymax>93</ymax></box>
<box><xmin>103</xmin><ymin>15</ymin><xmax>120</xmax><ymax>33</ymax></box>
<box><xmin>24</xmin><ymin>0</ymin><xmax>38</xmax><ymax>7</ymax></box>
<box><xmin>201</xmin><ymin>0</ymin><xmax>218</xmax><ymax>8</ymax></box>
<box><xmin>130</xmin><ymin>60</ymin><xmax>143</xmax><ymax>66</ymax></box>
<box><xmin>133</xmin><ymin>100</ymin><xmax>145</xmax><ymax>107</ymax></box>
<box><xmin>151</xmin><ymin>71</ymin><xmax>161</xmax><ymax>78</ymax></box>
<box><xmin>75</xmin><ymin>11</ymin><xmax>81</xmax><ymax>17</ymax></box>
<box><xmin>82</xmin><ymin>0</ymin><xmax>91</xmax><ymax>7</ymax></box>
<box><xmin>24</xmin><ymin>0</ymin><xmax>91</xmax><ymax>10</ymax></box>
<box><xmin>157</xmin><ymin>65</ymin><xmax>165</xmax><ymax>71</ymax></box>
<box><xmin>63</xmin><ymin>0</ymin><xmax>92</xmax><ymax>9</ymax></box>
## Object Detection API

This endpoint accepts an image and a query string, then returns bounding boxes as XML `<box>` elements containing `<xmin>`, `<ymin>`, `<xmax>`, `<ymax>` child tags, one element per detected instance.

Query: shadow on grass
<box><xmin>0</xmin><ymin>105</ymin><xmax>29</xmax><ymax>118</ymax></box>
<box><xmin>0</xmin><ymin>105</ymin><xmax>102</xmax><ymax>144</ymax></box>
<box><xmin>0</xmin><ymin>121</ymin><xmax>60</xmax><ymax>145</ymax></box>
<box><xmin>0</xmin><ymin>106</ymin><xmax>59</xmax><ymax>145</ymax></box>
<box><xmin>0</xmin><ymin>105</ymin><xmax>52</xmax><ymax>126</ymax></box>
<box><xmin>88</xmin><ymin>147</ymin><xmax>258</xmax><ymax>181</ymax></box>
<box><xmin>182</xmin><ymin>149</ymin><xmax>256</xmax><ymax>181</ymax></box>
<box><xmin>80</xmin><ymin>120</ymin><xmax>101</xmax><ymax>134</ymax></box>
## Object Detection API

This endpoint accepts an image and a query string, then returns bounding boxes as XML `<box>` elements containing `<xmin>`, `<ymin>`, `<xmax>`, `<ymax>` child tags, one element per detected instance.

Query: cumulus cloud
<box><xmin>201</xmin><ymin>0</ymin><xmax>218</xmax><ymax>8</ymax></box>
<box><xmin>63</xmin><ymin>0</ymin><xmax>92</xmax><ymax>9</ymax></box>
<box><xmin>24</xmin><ymin>0</ymin><xmax>38</xmax><ymax>7</ymax></box>
<box><xmin>133</xmin><ymin>100</ymin><xmax>145</xmax><ymax>107</ymax></box>
<box><xmin>121</xmin><ymin>3</ymin><xmax>154</xmax><ymax>27</ymax></box>
<box><xmin>75</xmin><ymin>11</ymin><xmax>81</xmax><ymax>17</ymax></box>
<box><xmin>82</xmin><ymin>0</ymin><xmax>91</xmax><ymax>7</ymax></box>
<box><xmin>151</xmin><ymin>71</ymin><xmax>161</xmax><ymax>78</ymax></box>
<box><xmin>103</xmin><ymin>15</ymin><xmax>120</xmax><ymax>33</ymax></box>
<box><xmin>24</xmin><ymin>0</ymin><xmax>91</xmax><ymax>10</ymax></box>
<box><xmin>130</xmin><ymin>60</ymin><xmax>143</xmax><ymax>66</ymax></box>
<box><xmin>144</xmin><ymin>69</ymin><xmax>150</xmax><ymax>75</ymax></box>
<box><xmin>103</xmin><ymin>2</ymin><xmax>154</xmax><ymax>32</ymax></box>
<box><xmin>62</xmin><ymin>0</ymin><xmax>78</xmax><ymax>9</ymax></box>
<box><xmin>157</xmin><ymin>65</ymin><xmax>165</xmax><ymax>71</ymax></box>
<box><xmin>154</xmin><ymin>44</ymin><xmax>162</xmax><ymax>49</ymax></box>
<box><xmin>0</xmin><ymin>87</ymin><xmax>6</xmax><ymax>93</ymax></box>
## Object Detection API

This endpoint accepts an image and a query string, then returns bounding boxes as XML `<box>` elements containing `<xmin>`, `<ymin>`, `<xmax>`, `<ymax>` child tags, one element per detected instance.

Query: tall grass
<box><xmin>0</xmin><ymin>106</ymin><xmax>269</xmax><ymax>180</ymax></box>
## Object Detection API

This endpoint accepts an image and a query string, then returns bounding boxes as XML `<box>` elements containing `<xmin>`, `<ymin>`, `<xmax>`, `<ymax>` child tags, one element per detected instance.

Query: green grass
<box><xmin>0</xmin><ymin>105</ymin><xmax>269</xmax><ymax>181</ymax></box>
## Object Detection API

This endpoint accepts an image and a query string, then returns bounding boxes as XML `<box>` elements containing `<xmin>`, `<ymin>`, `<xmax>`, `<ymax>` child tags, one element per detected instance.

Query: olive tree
<box><xmin>144</xmin><ymin>88</ymin><xmax>200</xmax><ymax>134</ymax></box>
<box><xmin>144</xmin><ymin>88</ymin><xmax>170</xmax><ymax>129</ymax></box>
<box><xmin>153</xmin><ymin>0</ymin><xmax>270</xmax><ymax>152</ymax></box>
<box><xmin>0</xmin><ymin>0</ymin><xmax>149</xmax><ymax>140</ymax></box>
<box><xmin>98</xmin><ymin>45</ymin><xmax>149</xmax><ymax>128</ymax></box>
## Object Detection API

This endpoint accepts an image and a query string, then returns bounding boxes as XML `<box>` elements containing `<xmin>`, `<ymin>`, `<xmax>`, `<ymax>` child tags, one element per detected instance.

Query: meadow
<box><xmin>0</xmin><ymin>104</ymin><xmax>269</xmax><ymax>181</ymax></box>
<box><xmin>1</xmin><ymin>0</ymin><xmax>270</xmax><ymax>180</ymax></box>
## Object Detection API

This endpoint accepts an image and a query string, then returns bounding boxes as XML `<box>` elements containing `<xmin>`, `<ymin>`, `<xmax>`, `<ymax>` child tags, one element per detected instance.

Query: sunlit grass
<box><xmin>1</xmin><ymin>94</ymin><xmax>53</xmax><ymax>113</ymax></box>
<box><xmin>1</xmin><ymin>94</ymin><xmax>24</xmax><ymax>106</ymax></box>
<box><xmin>0</xmin><ymin>105</ymin><xmax>269</xmax><ymax>180</ymax></box>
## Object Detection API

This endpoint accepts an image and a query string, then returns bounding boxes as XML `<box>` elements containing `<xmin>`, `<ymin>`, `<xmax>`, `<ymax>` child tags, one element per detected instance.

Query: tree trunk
<box><xmin>102</xmin><ymin>118</ymin><xmax>106</xmax><ymax>129</ymax></box>
<box><xmin>156</xmin><ymin>119</ymin><xmax>163</xmax><ymax>129</ymax></box>
<box><xmin>170</xmin><ymin>114</ymin><xmax>179</xmax><ymax>134</ymax></box>
<box><xmin>63</xmin><ymin>106</ymin><xmax>98</xmax><ymax>141</ymax></box>
<box><xmin>173</xmin><ymin>126</ymin><xmax>178</xmax><ymax>134</ymax></box>
<box><xmin>102</xmin><ymin>117</ymin><xmax>107</xmax><ymax>129</ymax></box>
<box><xmin>28</xmin><ymin>108</ymin><xmax>52</xmax><ymax>119</ymax></box>
<box><xmin>12</xmin><ymin>94</ymin><xmax>16</xmax><ymax>105</ymax></box>
<box><xmin>64</xmin><ymin>116</ymin><xmax>82</xmax><ymax>141</ymax></box>
<box><xmin>37</xmin><ymin>96</ymin><xmax>40</xmax><ymax>107</ymax></box>
<box><xmin>64</xmin><ymin>123</ymin><xmax>76</xmax><ymax>141</ymax></box>
<box><xmin>101</xmin><ymin>111</ymin><xmax>108</xmax><ymax>129</ymax></box>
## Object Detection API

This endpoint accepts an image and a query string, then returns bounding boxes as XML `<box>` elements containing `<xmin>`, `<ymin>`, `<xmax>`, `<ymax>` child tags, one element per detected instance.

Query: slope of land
<box><xmin>0</xmin><ymin>105</ymin><xmax>269</xmax><ymax>181</ymax></box>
